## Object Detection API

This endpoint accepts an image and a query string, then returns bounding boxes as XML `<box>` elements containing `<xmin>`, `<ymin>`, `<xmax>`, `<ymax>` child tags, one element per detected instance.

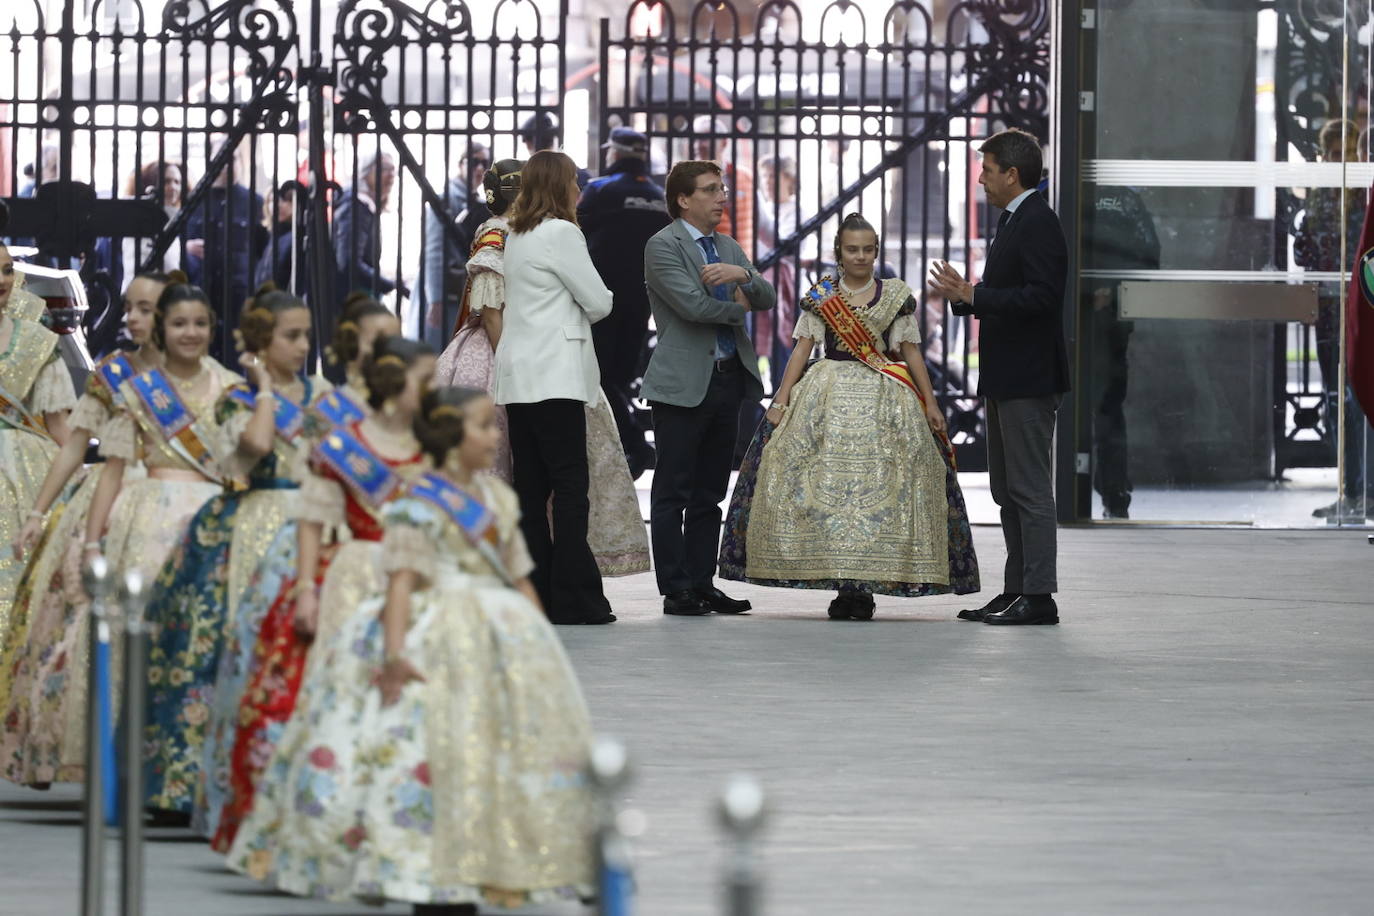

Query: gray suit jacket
<box><xmin>642</xmin><ymin>220</ymin><xmax>776</xmax><ymax>407</ymax></box>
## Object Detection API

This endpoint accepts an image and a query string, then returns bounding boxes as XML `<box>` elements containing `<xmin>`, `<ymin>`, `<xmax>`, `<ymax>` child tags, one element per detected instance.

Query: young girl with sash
<box><xmin>195</xmin><ymin>294</ymin><xmax>397</xmax><ymax>844</ymax></box>
<box><xmin>435</xmin><ymin>159</ymin><xmax>649</xmax><ymax>578</ymax></box>
<box><xmin>228</xmin><ymin>386</ymin><xmax>595</xmax><ymax>913</ymax></box>
<box><xmin>720</xmin><ymin>213</ymin><xmax>979</xmax><ymax>619</ymax></box>
<box><xmin>1</xmin><ymin>271</ymin><xmax>169</xmax><ymax>786</ymax></box>
<box><xmin>207</xmin><ymin>335</ymin><xmax>433</xmax><ymax>850</ymax></box>
<box><xmin>138</xmin><ymin>288</ymin><xmax>329</xmax><ymax>819</ymax></box>
<box><xmin>0</xmin><ymin>244</ymin><xmax>77</xmax><ymax>653</ymax></box>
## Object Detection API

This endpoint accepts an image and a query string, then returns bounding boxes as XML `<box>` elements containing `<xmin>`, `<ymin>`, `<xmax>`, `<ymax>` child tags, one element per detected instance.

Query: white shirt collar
<box><xmin>680</xmin><ymin>218</ymin><xmax>713</xmax><ymax>242</ymax></box>
<box><xmin>1003</xmin><ymin>188</ymin><xmax>1036</xmax><ymax>215</ymax></box>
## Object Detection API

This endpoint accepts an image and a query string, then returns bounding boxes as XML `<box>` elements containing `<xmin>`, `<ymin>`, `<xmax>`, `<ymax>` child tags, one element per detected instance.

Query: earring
<box><xmin>382</xmin><ymin>398</ymin><xmax>398</xmax><ymax>418</ymax></box>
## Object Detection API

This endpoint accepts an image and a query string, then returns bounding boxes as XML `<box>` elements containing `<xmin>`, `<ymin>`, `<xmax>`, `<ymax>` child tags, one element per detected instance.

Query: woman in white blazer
<box><xmin>495</xmin><ymin>150</ymin><xmax>617</xmax><ymax>625</ymax></box>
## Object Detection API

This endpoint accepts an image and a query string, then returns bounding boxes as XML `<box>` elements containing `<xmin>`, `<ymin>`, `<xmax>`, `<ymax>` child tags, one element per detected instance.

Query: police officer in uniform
<box><xmin>577</xmin><ymin>127</ymin><xmax>671</xmax><ymax>477</ymax></box>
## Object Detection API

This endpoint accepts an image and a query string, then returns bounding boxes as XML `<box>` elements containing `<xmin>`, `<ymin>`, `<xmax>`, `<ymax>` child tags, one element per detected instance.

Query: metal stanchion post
<box><xmin>119</xmin><ymin>569</ymin><xmax>147</xmax><ymax>916</ymax></box>
<box><xmin>80</xmin><ymin>555</ymin><xmax>111</xmax><ymax>916</ymax></box>
<box><xmin>718</xmin><ymin>775</ymin><xmax>767</xmax><ymax>916</ymax></box>
<box><xmin>589</xmin><ymin>737</ymin><xmax>636</xmax><ymax>916</ymax></box>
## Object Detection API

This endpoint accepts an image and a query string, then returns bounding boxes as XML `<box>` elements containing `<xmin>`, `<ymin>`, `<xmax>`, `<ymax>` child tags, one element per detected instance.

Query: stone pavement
<box><xmin>1</xmin><ymin>526</ymin><xmax>1371</xmax><ymax>916</ymax></box>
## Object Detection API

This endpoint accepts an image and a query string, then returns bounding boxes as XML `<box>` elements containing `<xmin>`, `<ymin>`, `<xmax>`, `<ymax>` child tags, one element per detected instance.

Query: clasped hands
<box><xmin>701</xmin><ymin>262</ymin><xmax>749</xmax><ymax>289</ymax></box>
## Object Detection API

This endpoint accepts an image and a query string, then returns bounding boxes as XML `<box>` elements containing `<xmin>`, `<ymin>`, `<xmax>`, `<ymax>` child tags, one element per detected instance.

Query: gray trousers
<box><xmin>987</xmin><ymin>395</ymin><xmax>1061</xmax><ymax>594</ymax></box>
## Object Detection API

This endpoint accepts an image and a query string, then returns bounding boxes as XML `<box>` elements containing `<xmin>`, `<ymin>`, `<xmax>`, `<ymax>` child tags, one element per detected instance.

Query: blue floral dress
<box><xmin>142</xmin><ymin>377</ymin><xmax>322</xmax><ymax>814</ymax></box>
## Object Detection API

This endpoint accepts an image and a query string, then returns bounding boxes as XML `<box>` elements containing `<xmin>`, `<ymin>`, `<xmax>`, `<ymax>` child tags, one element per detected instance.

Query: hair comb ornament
<box><xmin>430</xmin><ymin>404</ymin><xmax>465</xmax><ymax>421</ymax></box>
<box><xmin>375</xmin><ymin>354</ymin><xmax>406</xmax><ymax>368</ymax></box>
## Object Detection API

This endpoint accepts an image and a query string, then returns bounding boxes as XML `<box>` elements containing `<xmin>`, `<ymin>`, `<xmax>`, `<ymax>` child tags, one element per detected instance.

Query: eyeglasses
<box><xmin>695</xmin><ymin>183</ymin><xmax>730</xmax><ymax>195</ymax></box>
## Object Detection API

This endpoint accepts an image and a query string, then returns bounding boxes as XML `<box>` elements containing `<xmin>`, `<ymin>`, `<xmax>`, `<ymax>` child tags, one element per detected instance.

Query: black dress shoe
<box><xmin>663</xmin><ymin>590</ymin><xmax>711</xmax><ymax>615</ymax></box>
<box><xmin>693</xmin><ymin>585</ymin><xmax>751</xmax><ymax>614</ymax></box>
<box><xmin>957</xmin><ymin>592</ymin><xmax>1018</xmax><ymax>622</ymax></box>
<box><xmin>550</xmin><ymin>612</ymin><xmax>617</xmax><ymax>625</ymax></box>
<box><xmin>984</xmin><ymin>595</ymin><xmax>1059</xmax><ymax>626</ymax></box>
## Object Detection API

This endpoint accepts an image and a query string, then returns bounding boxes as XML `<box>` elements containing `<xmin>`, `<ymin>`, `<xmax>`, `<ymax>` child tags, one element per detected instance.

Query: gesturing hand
<box><xmin>378</xmin><ymin>656</ymin><xmax>426</xmax><ymax>707</ymax></box>
<box><xmin>927</xmin><ymin>260</ymin><xmax>974</xmax><ymax>305</ymax></box>
<box><xmin>239</xmin><ymin>351</ymin><xmax>273</xmax><ymax>391</ymax></box>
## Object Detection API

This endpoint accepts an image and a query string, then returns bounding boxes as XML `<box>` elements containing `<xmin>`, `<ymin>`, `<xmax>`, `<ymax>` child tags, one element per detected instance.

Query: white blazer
<box><xmin>493</xmin><ymin>218</ymin><xmax>613</xmax><ymax>406</ymax></box>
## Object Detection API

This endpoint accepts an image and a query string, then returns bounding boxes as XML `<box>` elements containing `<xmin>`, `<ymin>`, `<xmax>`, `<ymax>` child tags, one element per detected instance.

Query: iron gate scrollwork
<box><xmin>598</xmin><ymin>0</ymin><xmax>1051</xmax><ymax>470</ymax></box>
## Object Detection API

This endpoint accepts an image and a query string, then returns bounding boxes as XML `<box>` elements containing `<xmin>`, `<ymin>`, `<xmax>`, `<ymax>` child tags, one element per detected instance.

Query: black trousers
<box><xmin>649</xmin><ymin>360</ymin><xmax>746</xmax><ymax>595</ymax></box>
<box><xmin>505</xmin><ymin>399</ymin><xmax>611</xmax><ymax>624</ymax></box>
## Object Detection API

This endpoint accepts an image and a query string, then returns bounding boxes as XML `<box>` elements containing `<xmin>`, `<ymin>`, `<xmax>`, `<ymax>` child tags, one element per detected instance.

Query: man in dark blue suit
<box><xmin>929</xmin><ymin>128</ymin><xmax>1069</xmax><ymax>626</ymax></box>
<box><xmin>577</xmin><ymin>127</ymin><xmax>671</xmax><ymax>477</ymax></box>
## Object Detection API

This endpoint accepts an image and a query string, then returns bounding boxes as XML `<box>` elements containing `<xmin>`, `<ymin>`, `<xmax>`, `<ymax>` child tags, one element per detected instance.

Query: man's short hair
<box><xmin>979</xmin><ymin>128</ymin><xmax>1043</xmax><ymax>189</ymax></box>
<box><xmin>665</xmin><ymin>160</ymin><xmax>722</xmax><ymax>219</ymax></box>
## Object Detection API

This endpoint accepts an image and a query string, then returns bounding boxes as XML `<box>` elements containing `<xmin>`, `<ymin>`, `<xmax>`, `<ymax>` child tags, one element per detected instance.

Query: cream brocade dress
<box><xmin>0</xmin><ymin>354</ymin><xmax>147</xmax><ymax>784</ymax></box>
<box><xmin>745</xmin><ymin>279</ymin><xmax>952</xmax><ymax>589</ymax></box>
<box><xmin>435</xmin><ymin>216</ymin><xmax>649</xmax><ymax>576</ymax></box>
<box><xmin>0</xmin><ymin>302</ymin><xmax>77</xmax><ymax>652</ymax></box>
<box><xmin>227</xmin><ymin>475</ymin><xmax>595</xmax><ymax>907</ymax></box>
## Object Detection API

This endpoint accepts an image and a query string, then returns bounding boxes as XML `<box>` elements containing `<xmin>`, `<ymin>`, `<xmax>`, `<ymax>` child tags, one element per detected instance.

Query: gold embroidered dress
<box><xmin>0</xmin><ymin>351</ymin><xmax>147</xmax><ymax>784</ymax></box>
<box><xmin>724</xmin><ymin>278</ymin><xmax>978</xmax><ymax>595</ymax></box>
<box><xmin>226</xmin><ymin>474</ymin><xmax>595</xmax><ymax>908</ymax></box>
<box><xmin>0</xmin><ymin>297</ymin><xmax>77</xmax><ymax>645</ymax></box>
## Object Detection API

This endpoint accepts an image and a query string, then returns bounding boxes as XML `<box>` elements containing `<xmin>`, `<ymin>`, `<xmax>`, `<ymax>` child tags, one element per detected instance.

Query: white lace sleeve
<box><xmin>68</xmin><ymin>393</ymin><xmax>111</xmax><ymax>434</ymax></box>
<box><xmin>97</xmin><ymin>412</ymin><xmax>138</xmax><ymax>461</ymax></box>
<box><xmin>793</xmin><ymin>309</ymin><xmax>826</xmax><ymax>341</ymax></box>
<box><xmin>466</xmin><ymin>270</ymin><xmax>504</xmax><ymax>314</ymax></box>
<box><xmin>486</xmin><ymin>478</ymin><xmax>535</xmax><ymax>580</ymax></box>
<box><xmin>380</xmin><ymin>520</ymin><xmax>438</xmax><ymax>588</ymax></box>
<box><xmin>298</xmin><ymin>472</ymin><xmax>346</xmax><ymax>527</ymax></box>
<box><xmin>887</xmin><ymin>313</ymin><xmax>922</xmax><ymax>348</ymax></box>
<box><xmin>29</xmin><ymin>357</ymin><xmax>78</xmax><ymax>415</ymax></box>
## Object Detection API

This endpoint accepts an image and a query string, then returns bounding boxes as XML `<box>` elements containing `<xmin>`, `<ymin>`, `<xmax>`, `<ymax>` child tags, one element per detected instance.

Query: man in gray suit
<box><xmin>643</xmin><ymin>160</ymin><xmax>776</xmax><ymax>616</ymax></box>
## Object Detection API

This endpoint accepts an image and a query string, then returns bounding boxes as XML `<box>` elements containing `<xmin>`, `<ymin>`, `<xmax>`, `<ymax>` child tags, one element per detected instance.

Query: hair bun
<box><xmin>167</xmin><ymin>269</ymin><xmax>189</xmax><ymax>285</ymax></box>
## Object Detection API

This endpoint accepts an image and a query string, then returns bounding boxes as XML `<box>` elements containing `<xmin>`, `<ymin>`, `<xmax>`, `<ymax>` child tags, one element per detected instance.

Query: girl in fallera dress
<box><xmin>1</xmin><ymin>271</ymin><xmax>168</xmax><ymax>786</ymax></box>
<box><xmin>66</xmin><ymin>285</ymin><xmax>239</xmax><ymax>787</ymax></box>
<box><xmin>140</xmin><ymin>287</ymin><xmax>327</xmax><ymax>819</ymax></box>
<box><xmin>719</xmin><ymin>213</ymin><xmax>980</xmax><ymax>618</ymax></box>
<box><xmin>435</xmin><ymin>158</ymin><xmax>649</xmax><ymax>578</ymax></box>
<box><xmin>202</xmin><ymin>294</ymin><xmax>398</xmax><ymax>849</ymax></box>
<box><xmin>0</xmin><ymin>243</ymin><xmax>77</xmax><ymax>669</ymax></box>
<box><xmin>208</xmin><ymin>335</ymin><xmax>431</xmax><ymax>849</ymax></box>
<box><xmin>228</xmin><ymin>386</ymin><xmax>595</xmax><ymax>914</ymax></box>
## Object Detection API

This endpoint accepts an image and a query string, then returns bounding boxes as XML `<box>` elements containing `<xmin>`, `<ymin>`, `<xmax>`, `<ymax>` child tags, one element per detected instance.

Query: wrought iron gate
<box><xmin>2</xmin><ymin>0</ymin><xmax>1050</xmax><ymax>463</ymax></box>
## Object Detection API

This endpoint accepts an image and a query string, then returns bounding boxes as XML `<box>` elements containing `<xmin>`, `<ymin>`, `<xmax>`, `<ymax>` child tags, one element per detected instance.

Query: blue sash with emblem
<box><xmin>92</xmin><ymin>353</ymin><xmax>135</xmax><ymax>406</ymax></box>
<box><xmin>409</xmin><ymin>472</ymin><xmax>513</xmax><ymax>585</ymax></box>
<box><xmin>226</xmin><ymin>385</ymin><xmax>305</xmax><ymax>442</ymax></box>
<box><xmin>312</xmin><ymin>425</ymin><xmax>401</xmax><ymax>509</ymax></box>
<box><xmin>311</xmin><ymin>388</ymin><xmax>366</xmax><ymax>429</ymax></box>
<box><xmin>128</xmin><ymin>368</ymin><xmax>221</xmax><ymax>478</ymax></box>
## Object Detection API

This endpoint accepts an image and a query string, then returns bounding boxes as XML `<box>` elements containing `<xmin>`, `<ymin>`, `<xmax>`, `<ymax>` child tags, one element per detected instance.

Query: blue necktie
<box><xmin>696</xmin><ymin>235</ymin><xmax>737</xmax><ymax>359</ymax></box>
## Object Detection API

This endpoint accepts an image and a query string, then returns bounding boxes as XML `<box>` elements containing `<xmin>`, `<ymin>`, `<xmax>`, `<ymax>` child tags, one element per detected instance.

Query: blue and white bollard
<box><xmin>80</xmin><ymin>555</ymin><xmax>111</xmax><ymax>916</ymax></box>
<box><xmin>719</xmin><ymin>775</ymin><xmax>768</xmax><ymax>916</ymax></box>
<box><xmin>119</xmin><ymin>569</ymin><xmax>148</xmax><ymax>916</ymax></box>
<box><xmin>589</xmin><ymin>737</ymin><xmax>637</xmax><ymax>916</ymax></box>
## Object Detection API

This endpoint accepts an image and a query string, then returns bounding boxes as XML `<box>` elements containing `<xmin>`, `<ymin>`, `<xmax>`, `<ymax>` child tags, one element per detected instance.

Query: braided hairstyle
<box><xmin>832</xmin><ymin>212</ymin><xmax>879</xmax><ymax>266</ymax></box>
<box><xmin>151</xmin><ymin>276</ymin><xmax>212</xmax><ymax>350</ymax></box>
<box><xmin>237</xmin><ymin>282</ymin><xmax>308</xmax><ymax>353</ymax></box>
<box><xmin>414</xmin><ymin>385</ymin><xmax>488</xmax><ymax>466</ymax></box>
<box><xmin>482</xmin><ymin>159</ymin><xmax>523</xmax><ymax>218</ymax></box>
<box><xmin>360</xmin><ymin>335</ymin><xmax>436</xmax><ymax>411</ymax></box>
<box><xmin>329</xmin><ymin>292</ymin><xmax>394</xmax><ymax>366</ymax></box>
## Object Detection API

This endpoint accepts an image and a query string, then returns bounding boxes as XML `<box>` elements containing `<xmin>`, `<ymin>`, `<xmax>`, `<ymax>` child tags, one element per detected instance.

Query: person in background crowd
<box><xmin>692</xmin><ymin>116</ymin><xmax>754</xmax><ymax>256</ymax></box>
<box><xmin>642</xmin><ymin>160</ymin><xmax>775</xmax><ymax>617</ymax></box>
<box><xmin>255</xmin><ymin>184</ymin><xmax>298</xmax><ymax>293</ymax></box>
<box><xmin>577</xmin><ymin>126</ymin><xmax>671</xmax><ymax>478</ymax></box>
<box><xmin>334</xmin><ymin>150</ymin><xmax>406</xmax><ymax>302</ymax></box>
<box><xmin>754</xmin><ymin>154</ymin><xmax>801</xmax><ymax>392</ymax></box>
<box><xmin>416</xmin><ymin>142</ymin><xmax>492</xmax><ymax>343</ymax></box>
<box><xmin>184</xmin><ymin>140</ymin><xmax>268</xmax><ymax>363</ymax></box>
<box><xmin>519</xmin><ymin>112</ymin><xmax>592</xmax><ymax>190</ymax></box>
<box><xmin>1295</xmin><ymin>118</ymin><xmax>1372</xmax><ymax>522</ymax></box>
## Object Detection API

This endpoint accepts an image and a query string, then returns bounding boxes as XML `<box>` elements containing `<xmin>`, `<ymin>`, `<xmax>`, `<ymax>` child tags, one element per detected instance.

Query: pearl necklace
<box><xmin>839</xmin><ymin>275</ymin><xmax>875</xmax><ymax>296</ymax></box>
